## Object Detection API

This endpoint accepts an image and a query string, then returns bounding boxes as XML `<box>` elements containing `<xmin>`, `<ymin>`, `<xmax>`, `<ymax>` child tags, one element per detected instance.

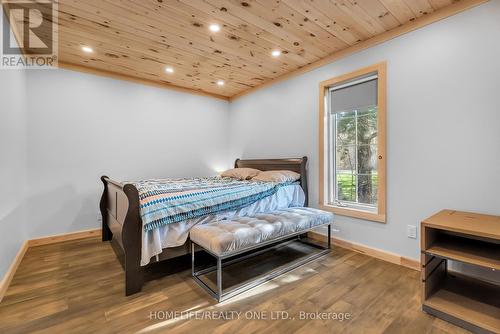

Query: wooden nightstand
<box><xmin>421</xmin><ymin>210</ymin><xmax>500</xmax><ymax>334</ymax></box>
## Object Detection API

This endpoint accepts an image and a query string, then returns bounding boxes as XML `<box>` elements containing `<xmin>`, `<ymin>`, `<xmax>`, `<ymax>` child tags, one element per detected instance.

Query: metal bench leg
<box><xmin>328</xmin><ymin>223</ymin><xmax>331</xmax><ymax>249</ymax></box>
<box><xmin>217</xmin><ymin>258</ymin><xmax>222</xmax><ymax>301</ymax></box>
<box><xmin>191</xmin><ymin>241</ymin><xmax>195</xmax><ymax>276</ymax></box>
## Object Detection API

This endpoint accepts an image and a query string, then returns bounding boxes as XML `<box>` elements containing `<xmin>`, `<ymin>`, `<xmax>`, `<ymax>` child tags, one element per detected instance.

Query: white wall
<box><xmin>23</xmin><ymin>69</ymin><xmax>230</xmax><ymax>237</ymax></box>
<box><xmin>229</xmin><ymin>1</ymin><xmax>500</xmax><ymax>260</ymax></box>
<box><xmin>0</xmin><ymin>28</ymin><xmax>29</xmax><ymax>279</ymax></box>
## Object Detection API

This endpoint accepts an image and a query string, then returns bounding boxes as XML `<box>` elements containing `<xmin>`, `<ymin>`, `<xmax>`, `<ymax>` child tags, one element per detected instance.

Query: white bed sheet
<box><xmin>141</xmin><ymin>184</ymin><xmax>305</xmax><ymax>266</ymax></box>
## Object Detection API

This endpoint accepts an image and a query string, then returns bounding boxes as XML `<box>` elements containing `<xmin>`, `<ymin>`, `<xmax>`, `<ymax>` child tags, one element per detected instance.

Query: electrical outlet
<box><xmin>407</xmin><ymin>225</ymin><xmax>417</xmax><ymax>239</ymax></box>
<box><xmin>97</xmin><ymin>212</ymin><xmax>102</xmax><ymax>224</ymax></box>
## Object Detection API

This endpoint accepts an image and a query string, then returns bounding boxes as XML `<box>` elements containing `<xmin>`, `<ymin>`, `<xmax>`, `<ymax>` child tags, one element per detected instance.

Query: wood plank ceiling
<box><xmin>16</xmin><ymin>0</ymin><xmax>472</xmax><ymax>98</ymax></box>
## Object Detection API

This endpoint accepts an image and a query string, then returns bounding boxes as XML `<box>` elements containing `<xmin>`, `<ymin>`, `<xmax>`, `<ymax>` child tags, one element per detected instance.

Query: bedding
<box><xmin>141</xmin><ymin>183</ymin><xmax>305</xmax><ymax>265</ymax></box>
<box><xmin>220</xmin><ymin>167</ymin><xmax>261</xmax><ymax>180</ymax></box>
<box><xmin>132</xmin><ymin>176</ymin><xmax>294</xmax><ymax>232</ymax></box>
<box><xmin>252</xmin><ymin>170</ymin><xmax>301</xmax><ymax>183</ymax></box>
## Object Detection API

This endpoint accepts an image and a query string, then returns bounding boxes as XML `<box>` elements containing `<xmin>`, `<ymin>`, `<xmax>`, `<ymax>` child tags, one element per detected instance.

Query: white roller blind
<box><xmin>330</xmin><ymin>77</ymin><xmax>377</xmax><ymax>113</ymax></box>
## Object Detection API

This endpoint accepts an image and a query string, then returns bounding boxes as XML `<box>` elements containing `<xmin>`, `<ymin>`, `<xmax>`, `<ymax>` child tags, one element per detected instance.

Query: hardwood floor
<box><xmin>0</xmin><ymin>237</ymin><xmax>469</xmax><ymax>334</ymax></box>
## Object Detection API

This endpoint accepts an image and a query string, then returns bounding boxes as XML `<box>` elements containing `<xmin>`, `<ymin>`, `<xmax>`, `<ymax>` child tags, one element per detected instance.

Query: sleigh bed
<box><xmin>99</xmin><ymin>157</ymin><xmax>309</xmax><ymax>296</ymax></box>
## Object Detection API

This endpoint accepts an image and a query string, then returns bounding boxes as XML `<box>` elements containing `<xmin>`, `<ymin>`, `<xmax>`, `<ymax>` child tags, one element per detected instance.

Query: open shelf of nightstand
<box><xmin>424</xmin><ymin>273</ymin><xmax>500</xmax><ymax>333</ymax></box>
<box><xmin>425</xmin><ymin>233</ymin><xmax>500</xmax><ymax>270</ymax></box>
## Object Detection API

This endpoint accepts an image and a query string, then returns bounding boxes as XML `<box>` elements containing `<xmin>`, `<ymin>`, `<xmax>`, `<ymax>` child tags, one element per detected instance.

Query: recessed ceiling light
<box><xmin>81</xmin><ymin>46</ymin><xmax>93</xmax><ymax>53</ymax></box>
<box><xmin>216</xmin><ymin>80</ymin><xmax>225</xmax><ymax>86</ymax></box>
<box><xmin>165</xmin><ymin>67</ymin><xmax>174</xmax><ymax>73</ymax></box>
<box><xmin>271</xmin><ymin>50</ymin><xmax>281</xmax><ymax>57</ymax></box>
<box><xmin>209</xmin><ymin>24</ymin><xmax>221</xmax><ymax>32</ymax></box>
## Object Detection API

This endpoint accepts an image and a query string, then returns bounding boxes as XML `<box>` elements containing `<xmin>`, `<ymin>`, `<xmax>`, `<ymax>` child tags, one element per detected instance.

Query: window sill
<box><xmin>319</xmin><ymin>204</ymin><xmax>386</xmax><ymax>223</ymax></box>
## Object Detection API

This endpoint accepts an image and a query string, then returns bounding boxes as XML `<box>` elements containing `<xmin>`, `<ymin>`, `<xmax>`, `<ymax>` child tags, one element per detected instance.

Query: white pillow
<box><xmin>220</xmin><ymin>168</ymin><xmax>261</xmax><ymax>180</ymax></box>
<box><xmin>252</xmin><ymin>170</ymin><xmax>301</xmax><ymax>183</ymax></box>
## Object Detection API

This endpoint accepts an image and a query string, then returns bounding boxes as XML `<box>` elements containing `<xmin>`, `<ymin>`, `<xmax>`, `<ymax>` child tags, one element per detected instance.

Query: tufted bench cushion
<box><xmin>190</xmin><ymin>207</ymin><xmax>333</xmax><ymax>256</ymax></box>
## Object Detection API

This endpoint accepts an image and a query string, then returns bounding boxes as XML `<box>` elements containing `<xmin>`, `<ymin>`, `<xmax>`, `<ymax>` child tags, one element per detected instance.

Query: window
<box><xmin>319</xmin><ymin>63</ymin><xmax>386</xmax><ymax>223</ymax></box>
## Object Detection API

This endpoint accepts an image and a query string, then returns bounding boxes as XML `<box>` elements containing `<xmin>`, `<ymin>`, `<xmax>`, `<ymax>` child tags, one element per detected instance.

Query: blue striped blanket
<box><xmin>131</xmin><ymin>177</ymin><xmax>294</xmax><ymax>232</ymax></box>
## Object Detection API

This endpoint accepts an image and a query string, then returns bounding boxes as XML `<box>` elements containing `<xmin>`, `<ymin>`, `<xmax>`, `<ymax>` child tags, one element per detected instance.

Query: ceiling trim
<box><xmin>58</xmin><ymin>62</ymin><xmax>230</xmax><ymax>101</ymax></box>
<box><xmin>229</xmin><ymin>0</ymin><xmax>489</xmax><ymax>101</ymax></box>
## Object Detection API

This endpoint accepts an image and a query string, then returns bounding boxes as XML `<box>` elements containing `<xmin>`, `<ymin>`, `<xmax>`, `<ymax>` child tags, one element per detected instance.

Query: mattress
<box><xmin>141</xmin><ymin>183</ymin><xmax>305</xmax><ymax>265</ymax></box>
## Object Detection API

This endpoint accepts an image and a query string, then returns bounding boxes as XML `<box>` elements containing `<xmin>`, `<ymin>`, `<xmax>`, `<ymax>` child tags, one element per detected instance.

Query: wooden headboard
<box><xmin>234</xmin><ymin>157</ymin><xmax>309</xmax><ymax>207</ymax></box>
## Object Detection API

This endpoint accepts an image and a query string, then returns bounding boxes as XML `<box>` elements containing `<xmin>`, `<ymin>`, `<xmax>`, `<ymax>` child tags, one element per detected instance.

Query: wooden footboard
<box><xmin>100</xmin><ymin>176</ymin><xmax>144</xmax><ymax>295</ymax></box>
<box><xmin>100</xmin><ymin>176</ymin><xmax>194</xmax><ymax>296</ymax></box>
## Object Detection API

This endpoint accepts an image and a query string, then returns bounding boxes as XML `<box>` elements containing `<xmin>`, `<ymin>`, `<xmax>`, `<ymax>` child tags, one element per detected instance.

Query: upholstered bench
<box><xmin>190</xmin><ymin>207</ymin><xmax>334</xmax><ymax>302</ymax></box>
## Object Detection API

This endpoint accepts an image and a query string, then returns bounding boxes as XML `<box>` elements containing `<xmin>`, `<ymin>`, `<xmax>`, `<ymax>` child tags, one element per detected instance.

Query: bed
<box><xmin>99</xmin><ymin>157</ymin><xmax>309</xmax><ymax>295</ymax></box>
